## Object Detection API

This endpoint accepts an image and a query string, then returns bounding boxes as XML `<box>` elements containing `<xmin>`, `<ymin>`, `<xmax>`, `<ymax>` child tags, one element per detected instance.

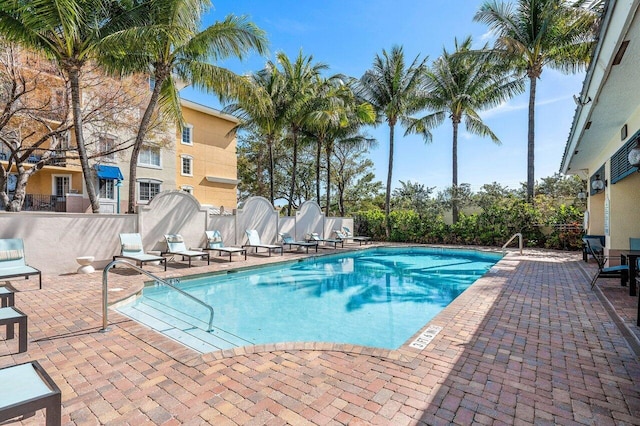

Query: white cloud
<box><xmin>480</xmin><ymin>29</ymin><xmax>496</xmax><ymax>42</ymax></box>
<box><xmin>481</xmin><ymin>95</ymin><xmax>570</xmax><ymax>119</ymax></box>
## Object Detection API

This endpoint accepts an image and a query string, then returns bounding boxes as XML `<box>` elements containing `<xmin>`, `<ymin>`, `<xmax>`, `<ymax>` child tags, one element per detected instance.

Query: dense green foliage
<box><xmin>354</xmin><ymin>175</ymin><xmax>585</xmax><ymax>250</ymax></box>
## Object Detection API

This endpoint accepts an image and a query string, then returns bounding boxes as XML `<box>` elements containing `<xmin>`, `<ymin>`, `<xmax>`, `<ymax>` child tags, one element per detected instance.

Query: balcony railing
<box><xmin>0</xmin><ymin>150</ymin><xmax>68</xmax><ymax>167</ymax></box>
<box><xmin>1</xmin><ymin>194</ymin><xmax>66</xmax><ymax>212</ymax></box>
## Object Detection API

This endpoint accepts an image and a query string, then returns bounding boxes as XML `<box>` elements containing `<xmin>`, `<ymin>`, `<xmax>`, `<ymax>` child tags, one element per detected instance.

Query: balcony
<box><xmin>0</xmin><ymin>150</ymin><xmax>67</xmax><ymax>167</ymax></box>
<box><xmin>1</xmin><ymin>194</ymin><xmax>67</xmax><ymax>212</ymax></box>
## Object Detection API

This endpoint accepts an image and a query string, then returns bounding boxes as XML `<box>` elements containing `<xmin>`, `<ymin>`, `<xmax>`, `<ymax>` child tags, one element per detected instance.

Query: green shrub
<box><xmin>353</xmin><ymin>197</ymin><xmax>583</xmax><ymax>250</ymax></box>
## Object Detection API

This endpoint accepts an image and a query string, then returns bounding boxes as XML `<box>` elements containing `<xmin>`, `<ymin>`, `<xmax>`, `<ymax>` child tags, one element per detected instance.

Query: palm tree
<box><xmin>277</xmin><ymin>51</ymin><xmax>327</xmax><ymax>216</ymax></box>
<box><xmin>303</xmin><ymin>76</ymin><xmax>346</xmax><ymax>206</ymax></box>
<box><xmin>474</xmin><ymin>0</ymin><xmax>597</xmax><ymax>201</ymax></box>
<box><xmin>100</xmin><ymin>0</ymin><xmax>267</xmax><ymax>213</ymax></box>
<box><xmin>225</xmin><ymin>64</ymin><xmax>288</xmax><ymax>205</ymax></box>
<box><xmin>408</xmin><ymin>37</ymin><xmax>524</xmax><ymax>223</ymax></box>
<box><xmin>358</xmin><ymin>46</ymin><xmax>429</xmax><ymax>238</ymax></box>
<box><xmin>0</xmin><ymin>0</ymin><xmax>137</xmax><ymax>212</ymax></box>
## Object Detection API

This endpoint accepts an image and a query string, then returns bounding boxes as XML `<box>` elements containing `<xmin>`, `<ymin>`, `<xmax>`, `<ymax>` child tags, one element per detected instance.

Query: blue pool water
<box><xmin>121</xmin><ymin>247</ymin><xmax>501</xmax><ymax>350</ymax></box>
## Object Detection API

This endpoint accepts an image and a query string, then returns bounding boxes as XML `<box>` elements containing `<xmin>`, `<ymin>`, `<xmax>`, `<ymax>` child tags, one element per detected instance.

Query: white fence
<box><xmin>0</xmin><ymin>193</ymin><xmax>353</xmax><ymax>275</ymax></box>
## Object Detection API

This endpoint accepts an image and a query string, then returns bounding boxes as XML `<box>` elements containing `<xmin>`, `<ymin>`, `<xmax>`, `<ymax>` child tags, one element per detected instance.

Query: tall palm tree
<box><xmin>358</xmin><ymin>46</ymin><xmax>429</xmax><ymax>238</ymax></box>
<box><xmin>0</xmin><ymin>0</ymin><xmax>138</xmax><ymax>212</ymax></box>
<box><xmin>474</xmin><ymin>0</ymin><xmax>597</xmax><ymax>201</ymax></box>
<box><xmin>225</xmin><ymin>64</ymin><xmax>288</xmax><ymax>205</ymax></box>
<box><xmin>303</xmin><ymin>76</ymin><xmax>347</xmax><ymax>206</ymax></box>
<box><xmin>408</xmin><ymin>37</ymin><xmax>524</xmax><ymax>223</ymax></box>
<box><xmin>277</xmin><ymin>51</ymin><xmax>327</xmax><ymax>216</ymax></box>
<box><xmin>100</xmin><ymin>0</ymin><xmax>267</xmax><ymax>213</ymax></box>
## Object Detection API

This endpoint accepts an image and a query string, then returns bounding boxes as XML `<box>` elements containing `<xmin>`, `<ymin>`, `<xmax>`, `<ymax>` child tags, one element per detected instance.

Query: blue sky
<box><xmin>181</xmin><ymin>0</ymin><xmax>585</xmax><ymax>193</ymax></box>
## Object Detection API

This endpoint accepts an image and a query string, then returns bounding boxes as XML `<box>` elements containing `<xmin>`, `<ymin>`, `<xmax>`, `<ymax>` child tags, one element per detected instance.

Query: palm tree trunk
<box><xmin>128</xmin><ymin>74</ymin><xmax>165</xmax><ymax>213</ymax></box>
<box><xmin>316</xmin><ymin>136</ymin><xmax>322</xmax><ymax>205</ymax></box>
<box><xmin>325</xmin><ymin>141</ymin><xmax>332</xmax><ymax>216</ymax></box>
<box><xmin>68</xmin><ymin>67</ymin><xmax>100</xmax><ymax>213</ymax></box>
<box><xmin>287</xmin><ymin>131</ymin><xmax>299</xmax><ymax>216</ymax></box>
<box><xmin>527</xmin><ymin>75</ymin><xmax>537</xmax><ymax>202</ymax></box>
<box><xmin>267</xmin><ymin>136</ymin><xmax>275</xmax><ymax>205</ymax></box>
<box><xmin>385</xmin><ymin>123</ymin><xmax>395</xmax><ymax>238</ymax></box>
<box><xmin>452</xmin><ymin>120</ymin><xmax>459</xmax><ymax>224</ymax></box>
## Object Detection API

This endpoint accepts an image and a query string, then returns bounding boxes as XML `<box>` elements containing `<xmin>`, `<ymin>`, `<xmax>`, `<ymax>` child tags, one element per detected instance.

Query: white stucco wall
<box><xmin>0</xmin><ymin>194</ymin><xmax>355</xmax><ymax>276</ymax></box>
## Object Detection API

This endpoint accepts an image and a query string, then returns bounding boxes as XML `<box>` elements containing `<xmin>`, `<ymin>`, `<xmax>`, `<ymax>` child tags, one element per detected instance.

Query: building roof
<box><xmin>561</xmin><ymin>0</ymin><xmax>640</xmax><ymax>175</ymax></box>
<box><xmin>180</xmin><ymin>98</ymin><xmax>240</xmax><ymax>124</ymax></box>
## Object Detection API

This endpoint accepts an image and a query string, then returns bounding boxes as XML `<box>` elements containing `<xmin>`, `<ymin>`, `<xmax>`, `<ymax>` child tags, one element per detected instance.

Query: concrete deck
<box><xmin>0</xmin><ymin>247</ymin><xmax>639</xmax><ymax>425</ymax></box>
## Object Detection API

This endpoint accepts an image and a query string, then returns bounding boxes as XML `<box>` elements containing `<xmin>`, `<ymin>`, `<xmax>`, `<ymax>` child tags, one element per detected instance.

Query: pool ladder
<box><xmin>101</xmin><ymin>260</ymin><xmax>215</xmax><ymax>332</ymax></box>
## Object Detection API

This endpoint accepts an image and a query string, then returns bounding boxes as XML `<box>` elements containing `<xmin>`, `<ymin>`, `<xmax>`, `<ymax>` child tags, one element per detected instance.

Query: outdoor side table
<box><xmin>75</xmin><ymin>256</ymin><xmax>95</xmax><ymax>274</ymax></box>
<box><xmin>0</xmin><ymin>306</ymin><xmax>27</xmax><ymax>353</ymax></box>
<box><xmin>0</xmin><ymin>287</ymin><xmax>14</xmax><ymax>307</ymax></box>
<box><xmin>0</xmin><ymin>361</ymin><xmax>62</xmax><ymax>426</ymax></box>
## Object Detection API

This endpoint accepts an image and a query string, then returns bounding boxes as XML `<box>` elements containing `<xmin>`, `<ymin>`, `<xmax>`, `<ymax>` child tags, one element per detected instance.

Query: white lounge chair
<box><xmin>163</xmin><ymin>234</ymin><xmax>210</xmax><ymax>267</ymax></box>
<box><xmin>243</xmin><ymin>229</ymin><xmax>283</xmax><ymax>256</ymax></box>
<box><xmin>114</xmin><ymin>233</ymin><xmax>167</xmax><ymax>271</ymax></box>
<box><xmin>203</xmin><ymin>230</ymin><xmax>246</xmax><ymax>262</ymax></box>
<box><xmin>279</xmin><ymin>232</ymin><xmax>318</xmax><ymax>253</ymax></box>
<box><xmin>340</xmin><ymin>227</ymin><xmax>372</xmax><ymax>245</ymax></box>
<box><xmin>306</xmin><ymin>232</ymin><xmax>344</xmax><ymax>249</ymax></box>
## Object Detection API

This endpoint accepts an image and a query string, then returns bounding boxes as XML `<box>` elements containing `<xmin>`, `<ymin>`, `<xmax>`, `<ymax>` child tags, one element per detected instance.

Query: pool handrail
<box><xmin>101</xmin><ymin>259</ymin><xmax>214</xmax><ymax>332</ymax></box>
<box><xmin>502</xmin><ymin>233</ymin><xmax>523</xmax><ymax>255</ymax></box>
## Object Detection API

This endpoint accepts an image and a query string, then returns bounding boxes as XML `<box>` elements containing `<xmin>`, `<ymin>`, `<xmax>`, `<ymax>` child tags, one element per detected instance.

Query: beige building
<box><xmin>561</xmin><ymin>0</ymin><xmax>640</xmax><ymax>259</ymax></box>
<box><xmin>1</xmin><ymin>45</ymin><xmax>239</xmax><ymax>213</ymax></box>
<box><xmin>176</xmin><ymin>99</ymin><xmax>240</xmax><ymax>210</ymax></box>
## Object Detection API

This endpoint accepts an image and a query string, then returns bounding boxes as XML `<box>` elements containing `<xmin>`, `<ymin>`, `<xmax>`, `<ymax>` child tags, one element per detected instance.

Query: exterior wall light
<box><xmin>628</xmin><ymin>139</ymin><xmax>640</xmax><ymax>168</ymax></box>
<box><xmin>591</xmin><ymin>174</ymin><xmax>606</xmax><ymax>191</ymax></box>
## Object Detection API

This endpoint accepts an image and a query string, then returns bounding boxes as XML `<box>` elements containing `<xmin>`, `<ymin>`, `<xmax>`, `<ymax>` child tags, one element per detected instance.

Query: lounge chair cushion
<box><xmin>166</xmin><ymin>235</ymin><xmax>184</xmax><ymax>243</ymax></box>
<box><xmin>122</xmin><ymin>243</ymin><xmax>143</xmax><ymax>252</ymax></box>
<box><xmin>0</xmin><ymin>250</ymin><xmax>24</xmax><ymax>262</ymax></box>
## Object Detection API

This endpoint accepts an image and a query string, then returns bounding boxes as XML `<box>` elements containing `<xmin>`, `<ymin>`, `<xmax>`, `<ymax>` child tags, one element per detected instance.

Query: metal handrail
<box><xmin>502</xmin><ymin>233</ymin><xmax>523</xmax><ymax>255</ymax></box>
<box><xmin>102</xmin><ymin>260</ymin><xmax>214</xmax><ymax>332</ymax></box>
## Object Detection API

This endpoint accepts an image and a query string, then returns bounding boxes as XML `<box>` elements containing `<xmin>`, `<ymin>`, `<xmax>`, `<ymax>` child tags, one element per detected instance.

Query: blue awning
<box><xmin>95</xmin><ymin>165</ymin><xmax>124</xmax><ymax>180</ymax></box>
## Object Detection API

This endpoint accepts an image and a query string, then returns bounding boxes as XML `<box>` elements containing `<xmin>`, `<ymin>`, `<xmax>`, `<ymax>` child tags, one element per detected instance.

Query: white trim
<box><xmin>205</xmin><ymin>176</ymin><xmax>240</xmax><ymax>185</ymax></box>
<box><xmin>137</xmin><ymin>145</ymin><xmax>162</xmax><ymax>168</ymax></box>
<box><xmin>180</xmin><ymin>154</ymin><xmax>193</xmax><ymax>176</ymax></box>
<box><xmin>137</xmin><ymin>179</ymin><xmax>162</xmax><ymax>203</ymax></box>
<box><xmin>181</xmin><ymin>123</ymin><xmax>193</xmax><ymax>145</ymax></box>
<box><xmin>180</xmin><ymin>99</ymin><xmax>240</xmax><ymax>124</ymax></box>
<box><xmin>51</xmin><ymin>174</ymin><xmax>72</xmax><ymax>196</ymax></box>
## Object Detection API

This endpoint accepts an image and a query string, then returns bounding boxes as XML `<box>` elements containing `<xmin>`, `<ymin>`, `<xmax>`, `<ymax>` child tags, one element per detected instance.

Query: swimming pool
<box><xmin>116</xmin><ymin>247</ymin><xmax>502</xmax><ymax>351</ymax></box>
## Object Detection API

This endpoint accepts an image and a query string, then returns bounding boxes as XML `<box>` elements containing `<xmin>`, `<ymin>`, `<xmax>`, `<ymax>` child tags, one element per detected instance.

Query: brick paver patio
<box><xmin>1</xmin><ymin>247</ymin><xmax>639</xmax><ymax>425</ymax></box>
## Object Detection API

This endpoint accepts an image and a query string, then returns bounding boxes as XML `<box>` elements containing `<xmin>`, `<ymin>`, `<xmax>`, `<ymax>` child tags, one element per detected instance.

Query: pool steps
<box><xmin>117</xmin><ymin>298</ymin><xmax>252</xmax><ymax>353</ymax></box>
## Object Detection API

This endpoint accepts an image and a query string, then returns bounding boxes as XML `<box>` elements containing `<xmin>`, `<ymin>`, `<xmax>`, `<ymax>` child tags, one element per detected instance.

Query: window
<box><xmin>52</xmin><ymin>132</ymin><xmax>70</xmax><ymax>165</ymax></box>
<box><xmin>181</xmin><ymin>185</ymin><xmax>193</xmax><ymax>195</ymax></box>
<box><xmin>53</xmin><ymin>175</ymin><xmax>71</xmax><ymax>196</ymax></box>
<box><xmin>98</xmin><ymin>136</ymin><xmax>116</xmax><ymax>161</ymax></box>
<box><xmin>181</xmin><ymin>154</ymin><xmax>193</xmax><ymax>176</ymax></box>
<box><xmin>138</xmin><ymin>179</ymin><xmax>161</xmax><ymax>202</ymax></box>
<box><xmin>181</xmin><ymin>124</ymin><xmax>193</xmax><ymax>145</ymax></box>
<box><xmin>98</xmin><ymin>179</ymin><xmax>114</xmax><ymax>199</ymax></box>
<box><xmin>138</xmin><ymin>146</ymin><xmax>161</xmax><ymax>167</ymax></box>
